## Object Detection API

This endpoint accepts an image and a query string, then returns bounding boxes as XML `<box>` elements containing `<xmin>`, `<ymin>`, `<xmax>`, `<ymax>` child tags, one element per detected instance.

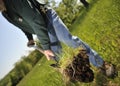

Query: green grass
<box><xmin>17</xmin><ymin>57</ymin><xmax>64</xmax><ymax>86</ymax></box>
<box><xmin>17</xmin><ymin>0</ymin><xmax>120</xmax><ymax>86</ymax></box>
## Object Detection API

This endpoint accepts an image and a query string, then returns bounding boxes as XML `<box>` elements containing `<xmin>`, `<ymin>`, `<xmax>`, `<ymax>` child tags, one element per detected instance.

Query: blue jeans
<box><xmin>46</xmin><ymin>8</ymin><xmax>104</xmax><ymax>67</ymax></box>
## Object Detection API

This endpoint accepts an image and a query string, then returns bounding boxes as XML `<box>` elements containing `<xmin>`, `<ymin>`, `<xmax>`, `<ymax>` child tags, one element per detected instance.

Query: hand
<box><xmin>27</xmin><ymin>40</ymin><xmax>35</xmax><ymax>47</ymax></box>
<box><xmin>44</xmin><ymin>50</ymin><xmax>55</xmax><ymax>60</ymax></box>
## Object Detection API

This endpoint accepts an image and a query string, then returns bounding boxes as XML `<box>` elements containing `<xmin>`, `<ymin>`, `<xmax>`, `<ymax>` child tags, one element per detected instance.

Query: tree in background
<box><xmin>55</xmin><ymin>0</ymin><xmax>82</xmax><ymax>27</ymax></box>
<box><xmin>0</xmin><ymin>49</ymin><xmax>43</xmax><ymax>86</ymax></box>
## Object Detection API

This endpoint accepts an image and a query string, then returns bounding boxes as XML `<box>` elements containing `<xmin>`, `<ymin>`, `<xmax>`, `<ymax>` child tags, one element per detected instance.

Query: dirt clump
<box><xmin>63</xmin><ymin>49</ymin><xmax>94</xmax><ymax>83</ymax></box>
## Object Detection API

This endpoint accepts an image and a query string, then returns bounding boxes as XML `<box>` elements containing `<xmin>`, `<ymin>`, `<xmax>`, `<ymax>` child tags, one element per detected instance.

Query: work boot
<box><xmin>99</xmin><ymin>61</ymin><xmax>118</xmax><ymax>79</ymax></box>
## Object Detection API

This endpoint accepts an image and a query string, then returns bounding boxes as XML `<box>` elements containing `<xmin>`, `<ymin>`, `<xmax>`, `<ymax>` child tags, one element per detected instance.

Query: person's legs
<box><xmin>46</xmin><ymin>8</ymin><xmax>104</xmax><ymax>67</ymax></box>
<box><xmin>46</xmin><ymin>9</ymin><xmax>81</xmax><ymax>48</ymax></box>
<box><xmin>47</xmin><ymin>23</ymin><xmax>62</xmax><ymax>58</ymax></box>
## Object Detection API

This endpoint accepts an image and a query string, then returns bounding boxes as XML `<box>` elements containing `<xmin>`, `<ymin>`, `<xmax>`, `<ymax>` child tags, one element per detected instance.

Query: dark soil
<box><xmin>63</xmin><ymin>49</ymin><xmax>94</xmax><ymax>83</ymax></box>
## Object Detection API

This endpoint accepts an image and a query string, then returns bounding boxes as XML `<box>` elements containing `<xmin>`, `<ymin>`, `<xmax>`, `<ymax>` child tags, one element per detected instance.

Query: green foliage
<box><xmin>27</xmin><ymin>50</ymin><xmax>43</xmax><ymax>66</ymax></box>
<box><xmin>55</xmin><ymin>0</ymin><xmax>82</xmax><ymax>27</ymax></box>
<box><xmin>0</xmin><ymin>50</ymin><xmax>43</xmax><ymax>86</ymax></box>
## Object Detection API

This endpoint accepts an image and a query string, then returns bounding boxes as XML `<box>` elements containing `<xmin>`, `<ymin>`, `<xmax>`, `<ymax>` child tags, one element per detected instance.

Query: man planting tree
<box><xmin>0</xmin><ymin>0</ymin><xmax>117</xmax><ymax>82</ymax></box>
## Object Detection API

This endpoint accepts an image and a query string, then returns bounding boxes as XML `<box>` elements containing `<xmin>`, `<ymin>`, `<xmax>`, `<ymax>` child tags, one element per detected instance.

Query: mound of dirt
<box><xmin>63</xmin><ymin>49</ymin><xmax>94</xmax><ymax>83</ymax></box>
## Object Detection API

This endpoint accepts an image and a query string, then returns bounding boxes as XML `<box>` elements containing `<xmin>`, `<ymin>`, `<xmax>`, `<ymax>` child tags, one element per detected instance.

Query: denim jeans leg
<box><xmin>47</xmin><ymin>23</ymin><xmax>62</xmax><ymax>60</ymax></box>
<box><xmin>46</xmin><ymin>9</ymin><xmax>104</xmax><ymax>67</ymax></box>
<box><xmin>79</xmin><ymin>39</ymin><xmax>104</xmax><ymax>67</ymax></box>
<box><xmin>46</xmin><ymin>9</ymin><xmax>81</xmax><ymax>48</ymax></box>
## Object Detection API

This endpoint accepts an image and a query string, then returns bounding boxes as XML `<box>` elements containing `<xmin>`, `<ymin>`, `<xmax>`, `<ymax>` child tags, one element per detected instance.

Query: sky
<box><xmin>0</xmin><ymin>0</ymin><xmax>62</xmax><ymax>80</ymax></box>
<box><xmin>0</xmin><ymin>13</ymin><xmax>33</xmax><ymax>80</ymax></box>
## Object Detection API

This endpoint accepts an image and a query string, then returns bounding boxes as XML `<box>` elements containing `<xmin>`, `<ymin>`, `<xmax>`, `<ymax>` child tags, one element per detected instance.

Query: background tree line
<box><xmin>0</xmin><ymin>50</ymin><xmax>43</xmax><ymax>86</ymax></box>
